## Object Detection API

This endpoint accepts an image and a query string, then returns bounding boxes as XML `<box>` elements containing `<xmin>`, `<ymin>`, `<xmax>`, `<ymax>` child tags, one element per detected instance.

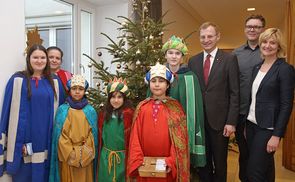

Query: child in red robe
<box><xmin>128</xmin><ymin>63</ymin><xmax>190</xmax><ymax>182</ymax></box>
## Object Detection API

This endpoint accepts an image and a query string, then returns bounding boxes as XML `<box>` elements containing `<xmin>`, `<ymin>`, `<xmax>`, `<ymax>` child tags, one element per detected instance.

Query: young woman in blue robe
<box><xmin>0</xmin><ymin>44</ymin><xmax>65</xmax><ymax>182</ymax></box>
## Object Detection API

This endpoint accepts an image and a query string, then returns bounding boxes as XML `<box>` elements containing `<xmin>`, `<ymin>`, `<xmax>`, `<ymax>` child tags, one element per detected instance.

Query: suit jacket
<box><xmin>188</xmin><ymin>49</ymin><xmax>240</xmax><ymax>130</ymax></box>
<box><xmin>249</xmin><ymin>58</ymin><xmax>295</xmax><ymax>137</ymax></box>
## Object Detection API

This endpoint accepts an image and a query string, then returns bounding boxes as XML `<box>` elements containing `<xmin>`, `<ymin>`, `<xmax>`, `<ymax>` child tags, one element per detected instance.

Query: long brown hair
<box><xmin>17</xmin><ymin>44</ymin><xmax>57</xmax><ymax>99</ymax></box>
<box><xmin>103</xmin><ymin>91</ymin><xmax>132</xmax><ymax>122</ymax></box>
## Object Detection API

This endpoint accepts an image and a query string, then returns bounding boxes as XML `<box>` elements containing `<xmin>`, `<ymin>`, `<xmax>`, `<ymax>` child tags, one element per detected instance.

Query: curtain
<box><xmin>283</xmin><ymin>0</ymin><xmax>295</xmax><ymax>171</ymax></box>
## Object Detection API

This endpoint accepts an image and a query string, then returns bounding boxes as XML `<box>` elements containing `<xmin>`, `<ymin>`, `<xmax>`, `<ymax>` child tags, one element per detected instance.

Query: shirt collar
<box><xmin>203</xmin><ymin>47</ymin><xmax>218</xmax><ymax>59</ymax></box>
<box><xmin>244</xmin><ymin>41</ymin><xmax>259</xmax><ymax>51</ymax></box>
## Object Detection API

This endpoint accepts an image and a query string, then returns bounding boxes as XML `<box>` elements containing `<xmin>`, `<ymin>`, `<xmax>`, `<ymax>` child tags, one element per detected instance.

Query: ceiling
<box><xmin>26</xmin><ymin>0</ymin><xmax>286</xmax><ymax>28</ymax></box>
<box><xmin>176</xmin><ymin>0</ymin><xmax>286</xmax><ymax>47</ymax></box>
<box><xmin>86</xmin><ymin>0</ymin><xmax>286</xmax><ymax>28</ymax></box>
<box><xmin>25</xmin><ymin>0</ymin><xmax>72</xmax><ymax>17</ymax></box>
<box><xmin>25</xmin><ymin>0</ymin><xmax>287</xmax><ymax>48</ymax></box>
<box><xmin>87</xmin><ymin>0</ymin><xmax>286</xmax><ymax>48</ymax></box>
<box><xmin>178</xmin><ymin>0</ymin><xmax>286</xmax><ymax>29</ymax></box>
<box><xmin>85</xmin><ymin>0</ymin><xmax>128</xmax><ymax>6</ymax></box>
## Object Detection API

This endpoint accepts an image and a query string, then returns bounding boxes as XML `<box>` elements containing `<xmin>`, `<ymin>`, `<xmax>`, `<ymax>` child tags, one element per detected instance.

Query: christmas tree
<box><xmin>84</xmin><ymin>0</ymin><xmax>170</xmax><ymax>110</ymax></box>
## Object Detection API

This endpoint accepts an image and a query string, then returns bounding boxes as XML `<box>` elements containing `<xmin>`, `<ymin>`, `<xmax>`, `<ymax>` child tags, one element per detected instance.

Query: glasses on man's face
<box><xmin>245</xmin><ymin>25</ymin><xmax>263</xmax><ymax>31</ymax></box>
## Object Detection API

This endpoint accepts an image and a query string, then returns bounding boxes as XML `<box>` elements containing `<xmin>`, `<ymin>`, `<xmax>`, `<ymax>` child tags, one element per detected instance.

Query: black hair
<box><xmin>47</xmin><ymin>46</ymin><xmax>64</xmax><ymax>62</ymax></box>
<box><xmin>103</xmin><ymin>91</ymin><xmax>132</xmax><ymax>122</ymax></box>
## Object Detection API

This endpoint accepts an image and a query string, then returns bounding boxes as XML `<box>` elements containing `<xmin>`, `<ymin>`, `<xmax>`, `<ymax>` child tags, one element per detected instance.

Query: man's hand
<box><xmin>266</xmin><ymin>136</ymin><xmax>280</xmax><ymax>153</ymax></box>
<box><xmin>223</xmin><ymin>124</ymin><xmax>236</xmax><ymax>137</ymax></box>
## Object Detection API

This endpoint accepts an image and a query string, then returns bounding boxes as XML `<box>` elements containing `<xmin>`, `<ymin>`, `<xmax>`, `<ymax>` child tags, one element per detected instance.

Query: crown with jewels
<box><xmin>66</xmin><ymin>75</ymin><xmax>89</xmax><ymax>90</ymax></box>
<box><xmin>145</xmin><ymin>62</ymin><xmax>174</xmax><ymax>83</ymax></box>
<box><xmin>105</xmin><ymin>77</ymin><xmax>130</xmax><ymax>97</ymax></box>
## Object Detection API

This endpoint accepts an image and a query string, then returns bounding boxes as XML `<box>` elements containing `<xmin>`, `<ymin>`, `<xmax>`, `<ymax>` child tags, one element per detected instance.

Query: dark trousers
<box><xmin>190</xmin><ymin>165</ymin><xmax>200</xmax><ymax>182</ymax></box>
<box><xmin>246</xmin><ymin>121</ymin><xmax>275</xmax><ymax>182</ymax></box>
<box><xmin>198</xmin><ymin>120</ymin><xmax>229</xmax><ymax>182</ymax></box>
<box><xmin>235</xmin><ymin>114</ymin><xmax>249</xmax><ymax>182</ymax></box>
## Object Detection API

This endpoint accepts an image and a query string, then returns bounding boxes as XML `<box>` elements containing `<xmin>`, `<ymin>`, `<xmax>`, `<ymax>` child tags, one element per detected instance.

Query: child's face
<box><xmin>110</xmin><ymin>91</ymin><xmax>124</xmax><ymax>109</ymax></box>
<box><xmin>150</xmin><ymin>77</ymin><xmax>169</xmax><ymax>99</ymax></box>
<box><xmin>70</xmin><ymin>86</ymin><xmax>85</xmax><ymax>101</ymax></box>
<box><xmin>165</xmin><ymin>49</ymin><xmax>183</xmax><ymax>67</ymax></box>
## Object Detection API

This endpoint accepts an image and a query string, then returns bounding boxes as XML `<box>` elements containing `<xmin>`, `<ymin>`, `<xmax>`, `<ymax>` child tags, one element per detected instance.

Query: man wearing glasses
<box><xmin>188</xmin><ymin>22</ymin><xmax>239</xmax><ymax>182</ymax></box>
<box><xmin>232</xmin><ymin>14</ymin><xmax>266</xmax><ymax>182</ymax></box>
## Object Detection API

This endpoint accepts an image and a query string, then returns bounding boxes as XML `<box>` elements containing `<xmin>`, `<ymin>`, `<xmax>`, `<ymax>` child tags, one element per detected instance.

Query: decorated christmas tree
<box><xmin>85</xmin><ymin>0</ymin><xmax>170</xmax><ymax>110</ymax></box>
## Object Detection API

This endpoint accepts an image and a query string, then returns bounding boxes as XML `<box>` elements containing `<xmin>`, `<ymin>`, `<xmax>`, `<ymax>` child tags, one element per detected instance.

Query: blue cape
<box><xmin>49</xmin><ymin>103</ymin><xmax>98</xmax><ymax>182</ymax></box>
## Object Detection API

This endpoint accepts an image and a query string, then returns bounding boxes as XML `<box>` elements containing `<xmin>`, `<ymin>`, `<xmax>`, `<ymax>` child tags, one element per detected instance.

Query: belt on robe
<box><xmin>103</xmin><ymin>146</ymin><xmax>125</xmax><ymax>182</ymax></box>
<box><xmin>23</xmin><ymin>150</ymin><xmax>48</xmax><ymax>163</ymax></box>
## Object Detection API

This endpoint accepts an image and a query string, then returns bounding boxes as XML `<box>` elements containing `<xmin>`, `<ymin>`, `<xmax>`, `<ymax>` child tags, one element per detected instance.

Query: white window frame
<box><xmin>63</xmin><ymin>0</ymin><xmax>96</xmax><ymax>86</ymax></box>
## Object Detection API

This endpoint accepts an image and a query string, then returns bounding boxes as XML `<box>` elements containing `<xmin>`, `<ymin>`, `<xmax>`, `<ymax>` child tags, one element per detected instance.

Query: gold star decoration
<box><xmin>25</xmin><ymin>26</ymin><xmax>43</xmax><ymax>54</ymax></box>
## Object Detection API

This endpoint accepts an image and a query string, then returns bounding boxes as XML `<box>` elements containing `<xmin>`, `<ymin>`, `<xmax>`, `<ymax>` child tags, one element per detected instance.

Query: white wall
<box><xmin>0</xmin><ymin>0</ymin><xmax>25</xmax><ymax>116</ymax></box>
<box><xmin>0</xmin><ymin>1</ymin><xmax>24</xmax><ymax>180</ymax></box>
<box><xmin>95</xmin><ymin>2</ymin><xmax>129</xmax><ymax>75</ymax></box>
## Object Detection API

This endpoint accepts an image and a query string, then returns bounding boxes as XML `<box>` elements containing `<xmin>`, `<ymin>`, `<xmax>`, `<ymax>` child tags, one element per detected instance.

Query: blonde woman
<box><xmin>246</xmin><ymin>28</ymin><xmax>294</xmax><ymax>182</ymax></box>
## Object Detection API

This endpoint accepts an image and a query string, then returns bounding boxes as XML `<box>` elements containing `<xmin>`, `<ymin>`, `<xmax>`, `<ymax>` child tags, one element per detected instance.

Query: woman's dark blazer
<box><xmin>249</xmin><ymin>58</ymin><xmax>295</xmax><ymax>137</ymax></box>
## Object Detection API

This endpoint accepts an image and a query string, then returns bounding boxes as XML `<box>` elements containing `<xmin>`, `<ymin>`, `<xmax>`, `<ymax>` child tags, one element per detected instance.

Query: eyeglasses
<box><xmin>245</xmin><ymin>25</ymin><xmax>263</xmax><ymax>30</ymax></box>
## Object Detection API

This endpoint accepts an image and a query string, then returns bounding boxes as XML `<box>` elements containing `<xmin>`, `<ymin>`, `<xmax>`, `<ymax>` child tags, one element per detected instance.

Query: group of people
<box><xmin>0</xmin><ymin>14</ymin><xmax>294</xmax><ymax>182</ymax></box>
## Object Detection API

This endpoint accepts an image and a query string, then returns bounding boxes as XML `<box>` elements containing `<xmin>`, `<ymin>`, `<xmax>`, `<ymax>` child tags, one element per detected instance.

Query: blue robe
<box><xmin>49</xmin><ymin>103</ymin><xmax>98</xmax><ymax>182</ymax></box>
<box><xmin>0</xmin><ymin>73</ymin><xmax>65</xmax><ymax>182</ymax></box>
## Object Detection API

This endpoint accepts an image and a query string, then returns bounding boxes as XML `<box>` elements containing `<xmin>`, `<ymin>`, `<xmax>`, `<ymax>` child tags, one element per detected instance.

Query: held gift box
<box><xmin>138</xmin><ymin>157</ymin><xmax>167</xmax><ymax>178</ymax></box>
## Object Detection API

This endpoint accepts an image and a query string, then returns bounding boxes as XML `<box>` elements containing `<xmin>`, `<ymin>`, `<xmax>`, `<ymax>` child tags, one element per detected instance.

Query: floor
<box><xmin>227</xmin><ymin>143</ymin><xmax>295</xmax><ymax>182</ymax></box>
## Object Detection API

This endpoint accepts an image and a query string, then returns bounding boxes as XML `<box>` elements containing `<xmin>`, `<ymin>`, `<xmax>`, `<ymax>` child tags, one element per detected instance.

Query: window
<box><xmin>25</xmin><ymin>0</ymin><xmax>73</xmax><ymax>72</ymax></box>
<box><xmin>80</xmin><ymin>10</ymin><xmax>92</xmax><ymax>83</ymax></box>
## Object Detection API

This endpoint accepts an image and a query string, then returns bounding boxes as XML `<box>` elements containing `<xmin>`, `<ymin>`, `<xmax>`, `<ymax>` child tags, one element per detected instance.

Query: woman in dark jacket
<box><xmin>246</xmin><ymin>28</ymin><xmax>295</xmax><ymax>182</ymax></box>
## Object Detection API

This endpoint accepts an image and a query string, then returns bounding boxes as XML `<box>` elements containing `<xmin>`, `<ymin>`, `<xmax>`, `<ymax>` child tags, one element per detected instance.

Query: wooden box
<box><xmin>138</xmin><ymin>157</ymin><xmax>167</xmax><ymax>178</ymax></box>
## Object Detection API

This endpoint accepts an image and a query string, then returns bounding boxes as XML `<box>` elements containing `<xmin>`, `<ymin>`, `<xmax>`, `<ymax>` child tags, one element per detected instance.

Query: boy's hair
<box><xmin>148</xmin><ymin>80</ymin><xmax>171</xmax><ymax>96</ymax></box>
<box><xmin>166</xmin><ymin>81</ymin><xmax>171</xmax><ymax>96</ymax></box>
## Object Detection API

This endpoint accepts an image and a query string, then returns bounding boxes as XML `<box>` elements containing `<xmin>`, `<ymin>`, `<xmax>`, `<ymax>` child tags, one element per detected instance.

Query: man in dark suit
<box><xmin>232</xmin><ymin>14</ymin><xmax>265</xmax><ymax>182</ymax></box>
<box><xmin>188</xmin><ymin>22</ymin><xmax>240</xmax><ymax>182</ymax></box>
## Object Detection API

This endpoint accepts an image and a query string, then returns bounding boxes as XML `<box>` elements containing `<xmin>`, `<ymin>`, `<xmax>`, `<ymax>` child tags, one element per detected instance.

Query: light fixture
<box><xmin>54</xmin><ymin>10</ymin><xmax>64</xmax><ymax>14</ymax></box>
<box><xmin>247</xmin><ymin>8</ymin><xmax>256</xmax><ymax>11</ymax></box>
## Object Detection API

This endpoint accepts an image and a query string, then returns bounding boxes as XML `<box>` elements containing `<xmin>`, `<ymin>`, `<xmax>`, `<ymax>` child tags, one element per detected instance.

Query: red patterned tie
<box><xmin>203</xmin><ymin>54</ymin><xmax>211</xmax><ymax>85</ymax></box>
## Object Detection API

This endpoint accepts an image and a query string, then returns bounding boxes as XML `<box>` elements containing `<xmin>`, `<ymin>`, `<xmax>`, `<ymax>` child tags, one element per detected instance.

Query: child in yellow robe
<box><xmin>49</xmin><ymin>75</ymin><xmax>98</xmax><ymax>182</ymax></box>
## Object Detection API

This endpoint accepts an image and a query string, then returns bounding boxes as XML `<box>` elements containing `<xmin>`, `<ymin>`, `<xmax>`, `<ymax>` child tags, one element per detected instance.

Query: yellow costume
<box><xmin>58</xmin><ymin>108</ymin><xmax>95</xmax><ymax>182</ymax></box>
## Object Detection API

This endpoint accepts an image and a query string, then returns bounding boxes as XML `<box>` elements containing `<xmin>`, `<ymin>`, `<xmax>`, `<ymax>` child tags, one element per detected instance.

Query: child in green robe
<box><xmin>162</xmin><ymin>36</ymin><xmax>206</xmax><ymax>176</ymax></box>
<box><xmin>97</xmin><ymin>77</ymin><xmax>134</xmax><ymax>182</ymax></box>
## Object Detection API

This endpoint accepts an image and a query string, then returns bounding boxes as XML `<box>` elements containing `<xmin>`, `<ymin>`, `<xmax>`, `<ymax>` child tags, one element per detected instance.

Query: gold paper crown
<box><xmin>150</xmin><ymin>63</ymin><xmax>167</xmax><ymax>80</ymax></box>
<box><xmin>145</xmin><ymin>62</ymin><xmax>174</xmax><ymax>83</ymax></box>
<box><xmin>25</xmin><ymin>26</ymin><xmax>43</xmax><ymax>54</ymax></box>
<box><xmin>67</xmin><ymin>75</ymin><xmax>89</xmax><ymax>89</ymax></box>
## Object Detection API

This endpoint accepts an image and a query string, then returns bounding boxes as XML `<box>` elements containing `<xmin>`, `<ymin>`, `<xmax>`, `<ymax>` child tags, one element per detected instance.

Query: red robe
<box><xmin>128</xmin><ymin>98</ymin><xmax>189</xmax><ymax>182</ymax></box>
<box><xmin>56</xmin><ymin>69</ymin><xmax>72</xmax><ymax>93</ymax></box>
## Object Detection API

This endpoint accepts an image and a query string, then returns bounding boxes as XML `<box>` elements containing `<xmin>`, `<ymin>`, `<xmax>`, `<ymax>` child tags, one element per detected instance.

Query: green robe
<box><xmin>147</xmin><ymin>64</ymin><xmax>206</xmax><ymax>167</ymax></box>
<box><xmin>98</xmin><ymin>115</ymin><xmax>126</xmax><ymax>182</ymax></box>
